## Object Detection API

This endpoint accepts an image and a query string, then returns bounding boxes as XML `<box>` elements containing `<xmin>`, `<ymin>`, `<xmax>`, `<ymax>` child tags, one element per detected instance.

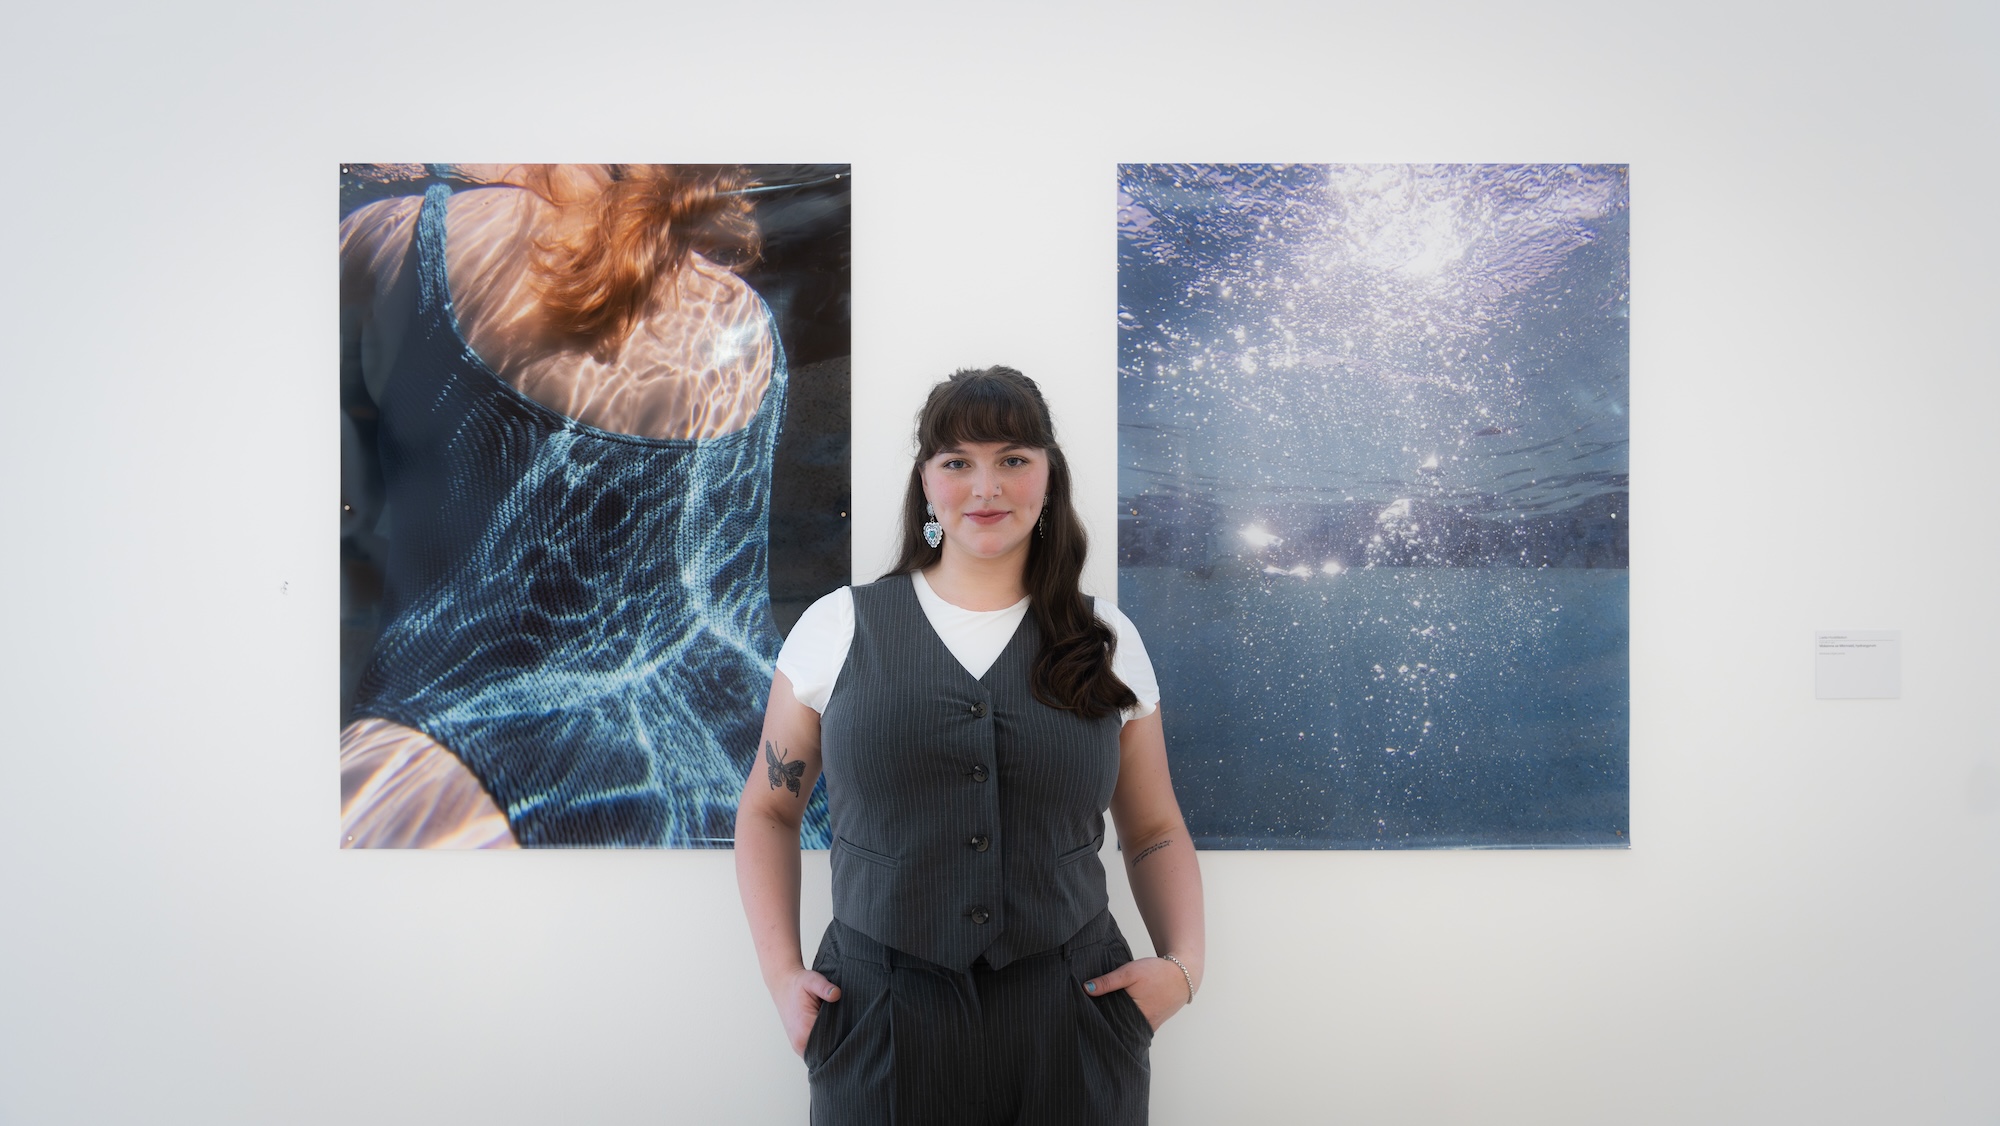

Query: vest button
<box><xmin>968</xmin><ymin>701</ymin><xmax>987</xmax><ymax>718</ymax></box>
<box><xmin>971</xmin><ymin>764</ymin><xmax>989</xmax><ymax>783</ymax></box>
<box><xmin>970</xmin><ymin>907</ymin><xmax>991</xmax><ymax>925</ymax></box>
<box><xmin>969</xmin><ymin>834</ymin><xmax>990</xmax><ymax>852</ymax></box>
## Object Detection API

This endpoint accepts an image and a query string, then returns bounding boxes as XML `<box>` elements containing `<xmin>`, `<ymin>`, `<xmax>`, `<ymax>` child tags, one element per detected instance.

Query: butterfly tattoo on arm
<box><xmin>765</xmin><ymin>741</ymin><xmax>805</xmax><ymax>797</ymax></box>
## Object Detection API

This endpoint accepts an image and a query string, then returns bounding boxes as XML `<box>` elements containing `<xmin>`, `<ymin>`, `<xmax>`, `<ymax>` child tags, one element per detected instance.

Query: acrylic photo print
<box><xmin>339</xmin><ymin>164</ymin><xmax>849</xmax><ymax>848</ymax></box>
<box><xmin>1118</xmin><ymin>164</ymin><xmax>1628</xmax><ymax>848</ymax></box>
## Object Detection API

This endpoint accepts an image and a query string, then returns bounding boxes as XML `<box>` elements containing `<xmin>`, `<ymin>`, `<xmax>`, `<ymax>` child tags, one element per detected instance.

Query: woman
<box><xmin>736</xmin><ymin>367</ymin><xmax>1205</xmax><ymax>1124</ymax></box>
<box><xmin>340</xmin><ymin>164</ymin><xmax>804</xmax><ymax>848</ymax></box>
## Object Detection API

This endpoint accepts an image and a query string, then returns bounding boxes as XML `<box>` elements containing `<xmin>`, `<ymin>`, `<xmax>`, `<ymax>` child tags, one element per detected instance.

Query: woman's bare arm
<box><xmin>1091</xmin><ymin>708</ymin><xmax>1206</xmax><ymax>1029</ymax></box>
<box><xmin>734</xmin><ymin>671</ymin><xmax>839</xmax><ymax>1056</ymax></box>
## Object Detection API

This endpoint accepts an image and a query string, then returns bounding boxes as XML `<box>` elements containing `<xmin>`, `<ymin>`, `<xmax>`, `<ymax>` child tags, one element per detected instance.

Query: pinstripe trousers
<box><xmin>804</xmin><ymin>909</ymin><xmax>1152</xmax><ymax>1125</ymax></box>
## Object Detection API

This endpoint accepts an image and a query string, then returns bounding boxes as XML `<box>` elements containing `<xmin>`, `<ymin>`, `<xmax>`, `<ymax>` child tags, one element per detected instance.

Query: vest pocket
<box><xmin>1055</xmin><ymin>833</ymin><xmax>1104</xmax><ymax>868</ymax></box>
<box><xmin>834</xmin><ymin>835</ymin><xmax>899</xmax><ymax>869</ymax></box>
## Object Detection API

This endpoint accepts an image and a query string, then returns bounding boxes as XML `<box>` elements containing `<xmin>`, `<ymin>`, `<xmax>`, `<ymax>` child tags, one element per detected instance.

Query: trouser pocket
<box><xmin>1071</xmin><ymin>935</ymin><xmax>1155</xmax><ymax>1066</ymax></box>
<box><xmin>802</xmin><ymin>922</ymin><xmax>842</xmax><ymax>1072</ymax></box>
<box><xmin>804</xmin><ymin>924</ymin><xmax>893</xmax><ymax>1094</ymax></box>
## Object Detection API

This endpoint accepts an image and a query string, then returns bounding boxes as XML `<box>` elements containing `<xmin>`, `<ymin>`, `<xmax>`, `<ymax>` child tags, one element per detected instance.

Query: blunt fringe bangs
<box><xmin>914</xmin><ymin>368</ymin><xmax>1057</xmax><ymax>461</ymax></box>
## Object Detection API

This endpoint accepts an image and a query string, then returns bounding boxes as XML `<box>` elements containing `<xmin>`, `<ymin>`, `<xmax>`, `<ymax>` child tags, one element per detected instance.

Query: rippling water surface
<box><xmin>1117</xmin><ymin>164</ymin><xmax>1628</xmax><ymax>849</ymax></box>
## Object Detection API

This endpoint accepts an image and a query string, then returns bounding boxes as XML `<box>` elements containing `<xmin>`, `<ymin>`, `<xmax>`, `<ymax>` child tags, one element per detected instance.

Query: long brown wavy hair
<box><xmin>886</xmin><ymin>367</ymin><xmax>1138</xmax><ymax>720</ymax></box>
<box><xmin>513</xmin><ymin>164</ymin><xmax>761</xmax><ymax>346</ymax></box>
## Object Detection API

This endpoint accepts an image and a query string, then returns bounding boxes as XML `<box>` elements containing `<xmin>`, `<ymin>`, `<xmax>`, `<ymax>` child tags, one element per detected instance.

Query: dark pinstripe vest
<box><xmin>820</xmin><ymin>575</ymin><xmax>1122</xmax><ymax>973</ymax></box>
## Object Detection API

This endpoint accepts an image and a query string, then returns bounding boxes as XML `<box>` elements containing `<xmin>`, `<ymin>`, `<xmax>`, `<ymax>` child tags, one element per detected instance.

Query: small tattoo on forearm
<box><xmin>1131</xmin><ymin>839</ymin><xmax>1172</xmax><ymax>866</ymax></box>
<box><xmin>765</xmin><ymin>741</ymin><xmax>804</xmax><ymax>796</ymax></box>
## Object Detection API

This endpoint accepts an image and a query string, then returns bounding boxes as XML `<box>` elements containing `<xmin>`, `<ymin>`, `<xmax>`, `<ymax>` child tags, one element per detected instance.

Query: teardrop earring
<box><xmin>923</xmin><ymin>502</ymin><xmax>944</xmax><ymax>549</ymax></box>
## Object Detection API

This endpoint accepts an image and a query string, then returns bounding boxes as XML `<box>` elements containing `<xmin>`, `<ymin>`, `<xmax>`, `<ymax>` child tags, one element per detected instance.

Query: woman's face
<box><xmin>921</xmin><ymin>441</ymin><xmax>1051</xmax><ymax>563</ymax></box>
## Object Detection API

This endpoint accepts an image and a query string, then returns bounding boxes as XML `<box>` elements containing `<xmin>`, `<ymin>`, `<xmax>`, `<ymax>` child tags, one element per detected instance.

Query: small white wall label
<box><xmin>1815</xmin><ymin>630</ymin><xmax>1901</xmax><ymax>699</ymax></box>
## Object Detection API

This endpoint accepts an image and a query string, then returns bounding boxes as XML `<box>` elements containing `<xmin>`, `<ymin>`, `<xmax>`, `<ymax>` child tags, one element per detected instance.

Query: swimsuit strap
<box><xmin>745</xmin><ymin>296</ymin><xmax>788</xmax><ymax>436</ymax></box>
<box><xmin>414</xmin><ymin>182</ymin><xmax>454</xmax><ymax>328</ymax></box>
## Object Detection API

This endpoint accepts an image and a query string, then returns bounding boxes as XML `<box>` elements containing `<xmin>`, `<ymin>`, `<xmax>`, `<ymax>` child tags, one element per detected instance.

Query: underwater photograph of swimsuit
<box><xmin>338</xmin><ymin>163</ymin><xmax>849</xmax><ymax>848</ymax></box>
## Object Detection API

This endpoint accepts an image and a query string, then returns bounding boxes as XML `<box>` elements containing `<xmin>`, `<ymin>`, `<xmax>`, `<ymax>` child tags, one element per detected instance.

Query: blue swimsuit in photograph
<box><xmin>350</xmin><ymin>184</ymin><xmax>829</xmax><ymax>848</ymax></box>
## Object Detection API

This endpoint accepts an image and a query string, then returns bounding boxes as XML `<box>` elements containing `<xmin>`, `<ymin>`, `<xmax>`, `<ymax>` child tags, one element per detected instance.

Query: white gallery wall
<box><xmin>2</xmin><ymin>1</ymin><xmax>1995</xmax><ymax>1123</ymax></box>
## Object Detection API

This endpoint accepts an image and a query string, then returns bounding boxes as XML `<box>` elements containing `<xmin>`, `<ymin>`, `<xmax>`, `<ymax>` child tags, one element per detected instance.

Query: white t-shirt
<box><xmin>776</xmin><ymin>571</ymin><xmax>1161</xmax><ymax>724</ymax></box>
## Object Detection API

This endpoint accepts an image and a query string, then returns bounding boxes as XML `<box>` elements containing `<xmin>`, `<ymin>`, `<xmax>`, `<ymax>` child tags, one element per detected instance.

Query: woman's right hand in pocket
<box><xmin>780</xmin><ymin>967</ymin><xmax>842</xmax><ymax>1057</ymax></box>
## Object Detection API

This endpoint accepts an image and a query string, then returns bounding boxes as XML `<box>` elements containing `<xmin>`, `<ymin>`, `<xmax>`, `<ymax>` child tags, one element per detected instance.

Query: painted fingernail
<box><xmin>1084</xmin><ymin>981</ymin><xmax>1097</xmax><ymax>993</ymax></box>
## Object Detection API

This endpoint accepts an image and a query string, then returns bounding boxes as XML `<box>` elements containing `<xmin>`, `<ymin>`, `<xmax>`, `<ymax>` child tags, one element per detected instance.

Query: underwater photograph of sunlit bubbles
<box><xmin>1117</xmin><ymin>164</ymin><xmax>1628</xmax><ymax>849</ymax></box>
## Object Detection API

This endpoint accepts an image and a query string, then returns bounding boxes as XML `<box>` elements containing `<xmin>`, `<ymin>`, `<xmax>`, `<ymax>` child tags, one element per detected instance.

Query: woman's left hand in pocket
<box><xmin>1082</xmin><ymin>957</ymin><xmax>1191</xmax><ymax>1031</ymax></box>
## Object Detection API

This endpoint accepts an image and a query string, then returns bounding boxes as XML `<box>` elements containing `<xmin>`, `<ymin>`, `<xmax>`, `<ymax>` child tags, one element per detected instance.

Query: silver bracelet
<box><xmin>1161</xmin><ymin>953</ymin><xmax>1195</xmax><ymax>1004</ymax></box>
